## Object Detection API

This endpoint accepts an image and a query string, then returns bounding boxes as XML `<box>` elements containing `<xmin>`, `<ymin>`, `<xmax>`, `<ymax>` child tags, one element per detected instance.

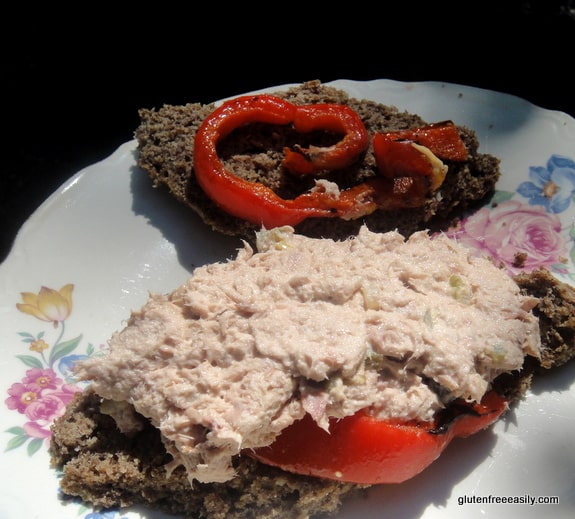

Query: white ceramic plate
<box><xmin>1</xmin><ymin>79</ymin><xmax>574</xmax><ymax>519</ymax></box>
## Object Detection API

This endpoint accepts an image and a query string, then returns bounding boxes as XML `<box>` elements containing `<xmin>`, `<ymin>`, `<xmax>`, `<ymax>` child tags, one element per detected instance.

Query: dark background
<box><xmin>3</xmin><ymin>2</ymin><xmax>574</xmax><ymax>263</ymax></box>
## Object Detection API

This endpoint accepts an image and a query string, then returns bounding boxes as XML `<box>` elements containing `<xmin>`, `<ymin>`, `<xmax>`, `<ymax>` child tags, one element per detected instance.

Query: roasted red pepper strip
<box><xmin>193</xmin><ymin>94</ymin><xmax>373</xmax><ymax>227</ymax></box>
<box><xmin>250</xmin><ymin>391</ymin><xmax>507</xmax><ymax>485</ymax></box>
<box><xmin>377</xmin><ymin>120</ymin><xmax>469</xmax><ymax>161</ymax></box>
<box><xmin>373</xmin><ymin>134</ymin><xmax>446</xmax><ymax>188</ymax></box>
<box><xmin>283</xmin><ymin>103</ymin><xmax>370</xmax><ymax>174</ymax></box>
<box><xmin>372</xmin><ymin>134</ymin><xmax>448</xmax><ymax>209</ymax></box>
<box><xmin>371</xmin><ymin>121</ymin><xmax>468</xmax><ymax>208</ymax></box>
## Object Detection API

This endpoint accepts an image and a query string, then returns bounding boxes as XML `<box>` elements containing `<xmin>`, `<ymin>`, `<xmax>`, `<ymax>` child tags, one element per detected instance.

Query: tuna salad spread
<box><xmin>75</xmin><ymin>226</ymin><xmax>541</xmax><ymax>485</ymax></box>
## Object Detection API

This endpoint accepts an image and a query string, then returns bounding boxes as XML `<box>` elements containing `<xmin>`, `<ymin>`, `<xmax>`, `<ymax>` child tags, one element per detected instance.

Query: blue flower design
<box><xmin>58</xmin><ymin>353</ymin><xmax>89</xmax><ymax>381</ymax></box>
<box><xmin>517</xmin><ymin>154</ymin><xmax>575</xmax><ymax>213</ymax></box>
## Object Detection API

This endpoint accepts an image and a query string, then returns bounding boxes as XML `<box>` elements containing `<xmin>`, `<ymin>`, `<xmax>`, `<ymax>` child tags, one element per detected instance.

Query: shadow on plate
<box><xmin>529</xmin><ymin>359</ymin><xmax>575</xmax><ymax>395</ymax></box>
<box><xmin>128</xmin><ymin>159</ymin><xmax>241</xmax><ymax>272</ymax></box>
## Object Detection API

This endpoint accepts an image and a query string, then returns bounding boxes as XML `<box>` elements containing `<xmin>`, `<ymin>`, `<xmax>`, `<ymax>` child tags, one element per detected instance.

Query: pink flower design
<box><xmin>446</xmin><ymin>199</ymin><xmax>567</xmax><ymax>275</ymax></box>
<box><xmin>5</xmin><ymin>282</ymin><xmax>93</xmax><ymax>456</ymax></box>
<box><xmin>22</xmin><ymin>385</ymin><xmax>81</xmax><ymax>439</ymax></box>
<box><xmin>5</xmin><ymin>370</ymin><xmax>81</xmax><ymax>440</ymax></box>
<box><xmin>5</xmin><ymin>382</ymin><xmax>38</xmax><ymax>414</ymax></box>
<box><xmin>23</xmin><ymin>421</ymin><xmax>52</xmax><ymax>439</ymax></box>
<box><xmin>21</xmin><ymin>368</ymin><xmax>62</xmax><ymax>392</ymax></box>
<box><xmin>24</xmin><ymin>385</ymin><xmax>79</xmax><ymax>421</ymax></box>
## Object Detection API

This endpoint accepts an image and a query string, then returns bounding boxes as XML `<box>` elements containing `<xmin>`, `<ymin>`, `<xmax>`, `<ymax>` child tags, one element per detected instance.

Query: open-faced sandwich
<box><xmin>49</xmin><ymin>81</ymin><xmax>575</xmax><ymax>519</ymax></box>
<box><xmin>134</xmin><ymin>80</ymin><xmax>501</xmax><ymax>242</ymax></box>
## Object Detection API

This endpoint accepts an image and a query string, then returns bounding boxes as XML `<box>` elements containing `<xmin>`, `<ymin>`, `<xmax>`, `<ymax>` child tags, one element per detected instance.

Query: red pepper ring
<box><xmin>282</xmin><ymin>103</ymin><xmax>371</xmax><ymax>175</ymax></box>
<box><xmin>193</xmin><ymin>94</ymin><xmax>374</xmax><ymax>228</ymax></box>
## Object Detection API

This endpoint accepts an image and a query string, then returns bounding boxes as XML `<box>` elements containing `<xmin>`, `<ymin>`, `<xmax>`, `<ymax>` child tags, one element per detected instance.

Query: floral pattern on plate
<box><xmin>4</xmin><ymin>284</ymin><xmax>100</xmax><ymax>454</ymax></box>
<box><xmin>446</xmin><ymin>154</ymin><xmax>575</xmax><ymax>281</ymax></box>
<box><xmin>2</xmin><ymin>284</ymin><xmax>118</xmax><ymax>518</ymax></box>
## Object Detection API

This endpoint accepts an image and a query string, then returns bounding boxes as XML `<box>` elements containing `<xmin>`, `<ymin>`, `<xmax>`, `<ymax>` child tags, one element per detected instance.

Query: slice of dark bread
<box><xmin>514</xmin><ymin>268</ymin><xmax>575</xmax><ymax>370</ymax></box>
<box><xmin>50</xmin><ymin>268</ymin><xmax>575</xmax><ymax>519</ymax></box>
<box><xmin>492</xmin><ymin>268</ymin><xmax>575</xmax><ymax>402</ymax></box>
<box><xmin>135</xmin><ymin>80</ymin><xmax>500</xmax><ymax>242</ymax></box>
<box><xmin>50</xmin><ymin>389</ymin><xmax>367</xmax><ymax>518</ymax></box>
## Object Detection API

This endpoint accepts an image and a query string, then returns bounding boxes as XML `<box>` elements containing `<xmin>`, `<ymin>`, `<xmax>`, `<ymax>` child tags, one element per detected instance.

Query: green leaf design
<box><xmin>5</xmin><ymin>426</ymin><xmax>25</xmax><ymax>435</ymax></box>
<box><xmin>17</xmin><ymin>332</ymin><xmax>36</xmax><ymax>343</ymax></box>
<box><xmin>48</xmin><ymin>334</ymin><xmax>82</xmax><ymax>366</ymax></box>
<box><xmin>5</xmin><ymin>434</ymin><xmax>28</xmax><ymax>451</ymax></box>
<box><xmin>27</xmin><ymin>438</ymin><xmax>44</xmax><ymax>456</ymax></box>
<box><xmin>490</xmin><ymin>190</ymin><xmax>515</xmax><ymax>206</ymax></box>
<box><xmin>76</xmin><ymin>503</ymin><xmax>91</xmax><ymax>515</ymax></box>
<box><xmin>15</xmin><ymin>354</ymin><xmax>44</xmax><ymax>369</ymax></box>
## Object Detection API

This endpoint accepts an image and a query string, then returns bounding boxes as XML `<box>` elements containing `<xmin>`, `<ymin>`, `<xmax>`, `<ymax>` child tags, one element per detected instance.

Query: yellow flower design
<box><xmin>29</xmin><ymin>339</ymin><xmax>50</xmax><ymax>353</ymax></box>
<box><xmin>17</xmin><ymin>284</ymin><xmax>74</xmax><ymax>327</ymax></box>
